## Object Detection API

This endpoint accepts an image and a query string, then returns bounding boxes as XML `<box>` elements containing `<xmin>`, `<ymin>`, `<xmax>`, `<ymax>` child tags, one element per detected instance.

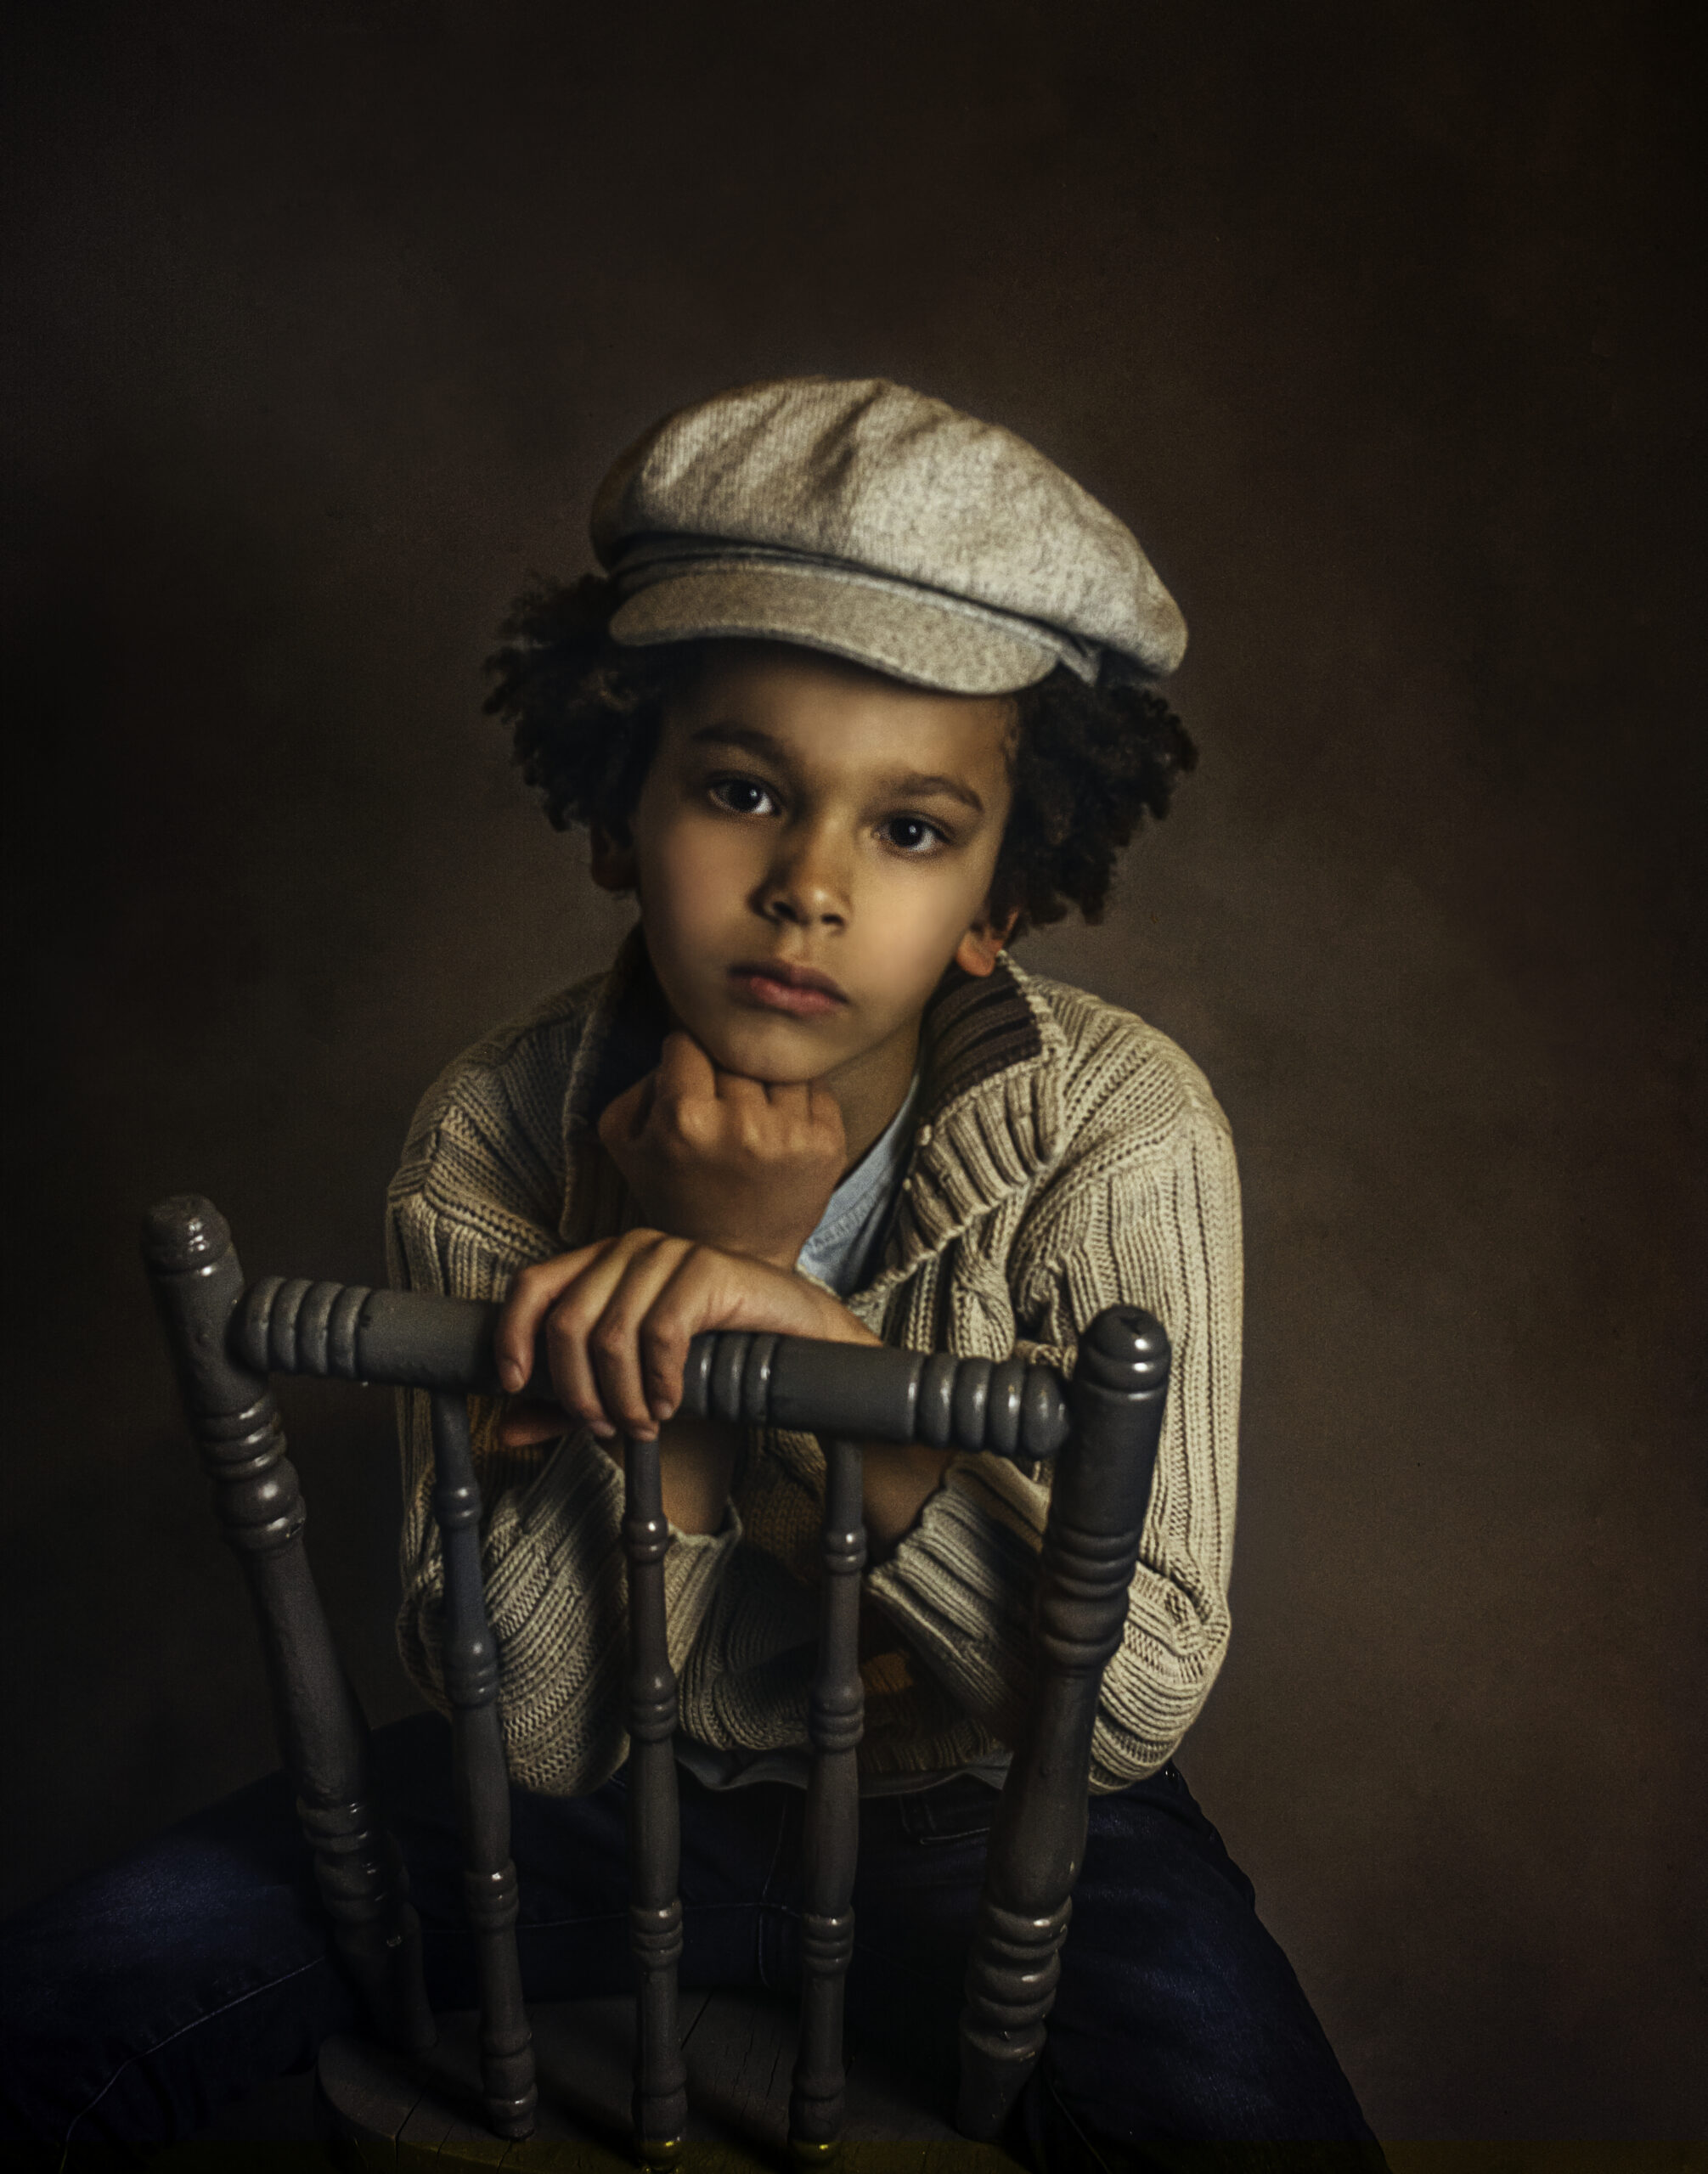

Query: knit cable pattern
<box><xmin>386</xmin><ymin>944</ymin><xmax>1242</xmax><ymax>1798</ymax></box>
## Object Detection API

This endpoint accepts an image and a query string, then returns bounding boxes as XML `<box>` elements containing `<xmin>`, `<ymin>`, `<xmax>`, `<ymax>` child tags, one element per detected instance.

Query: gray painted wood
<box><xmin>235</xmin><ymin>1281</ymin><xmax>1071</xmax><ymax>1462</ymax></box>
<box><xmin>380</xmin><ymin>1997</ymin><xmax>713</xmax><ymax>2152</ymax></box>
<box><xmin>691</xmin><ymin>1991</ymin><xmax>968</xmax><ymax>2149</ymax></box>
<box><xmin>316</xmin><ymin>2030</ymin><xmax>428</xmax><ymax>2144</ymax></box>
<box><xmin>623</xmin><ymin>1430</ymin><xmax>690</xmax><ymax>2161</ymax></box>
<box><xmin>789</xmin><ymin>1433</ymin><xmax>865</xmax><ymax>2153</ymax></box>
<box><xmin>161</xmin><ymin>1203</ymin><xmax>1166</xmax><ymax>2161</ymax></box>
<box><xmin>431</xmin><ymin>1390</ymin><xmax>539</xmax><ymax>2138</ymax></box>
<box><xmin>142</xmin><ymin>1196</ymin><xmax>435</xmax><ymax>2061</ymax></box>
<box><xmin>955</xmin><ymin>1304</ymin><xmax>1171</xmax><ymax>2141</ymax></box>
<box><xmin>321</xmin><ymin>1991</ymin><xmax>981</xmax><ymax>2155</ymax></box>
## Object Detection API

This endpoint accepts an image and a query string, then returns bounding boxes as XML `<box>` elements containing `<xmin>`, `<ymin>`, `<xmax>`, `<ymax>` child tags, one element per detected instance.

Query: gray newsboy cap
<box><xmin>590</xmin><ymin>376</ymin><xmax>1186</xmax><ymax>696</ymax></box>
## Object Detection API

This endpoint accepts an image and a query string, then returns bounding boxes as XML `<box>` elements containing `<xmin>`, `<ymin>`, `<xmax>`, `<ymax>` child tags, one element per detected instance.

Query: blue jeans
<box><xmin>0</xmin><ymin>1714</ymin><xmax>1383</xmax><ymax>2167</ymax></box>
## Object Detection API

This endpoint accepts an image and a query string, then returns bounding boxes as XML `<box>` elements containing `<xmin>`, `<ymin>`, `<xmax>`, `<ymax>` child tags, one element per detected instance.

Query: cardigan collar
<box><xmin>561</xmin><ymin>925</ymin><xmax>1068</xmax><ymax>1272</ymax></box>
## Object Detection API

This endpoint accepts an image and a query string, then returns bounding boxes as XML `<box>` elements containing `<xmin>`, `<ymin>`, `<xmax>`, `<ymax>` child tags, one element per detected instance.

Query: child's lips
<box><xmin>727</xmin><ymin>961</ymin><xmax>848</xmax><ymax>1018</ymax></box>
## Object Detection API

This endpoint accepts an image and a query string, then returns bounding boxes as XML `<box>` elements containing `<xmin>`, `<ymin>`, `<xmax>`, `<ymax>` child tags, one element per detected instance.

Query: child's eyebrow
<box><xmin>686</xmin><ymin>724</ymin><xmax>985</xmax><ymax>815</ymax></box>
<box><xmin>888</xmin><ymin>769</ymin><xmax>986</xmax><ymax>814</ymax></box>
<box><xmin>687</xmin><ymin>723</ymin><xmax>791</xmax><ymax>763</ymax></box>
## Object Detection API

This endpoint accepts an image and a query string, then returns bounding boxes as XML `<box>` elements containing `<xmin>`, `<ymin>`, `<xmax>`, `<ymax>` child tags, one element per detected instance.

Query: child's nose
<box><xmin>757</xmin><ymin>829</ymin><xmax>848</xmax><ymax>931</ymax></box>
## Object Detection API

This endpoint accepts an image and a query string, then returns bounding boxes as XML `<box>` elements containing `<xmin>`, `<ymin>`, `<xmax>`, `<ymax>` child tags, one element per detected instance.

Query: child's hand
<box><xmin>493</xmin><ymin>1229</ymin><xmax>877</xmax><ymax>1445</ymax></box>
<box><xmin>596</xmin><ymin>1031</ymin><xmax>846</xmax><ymax>1268</ymax></box>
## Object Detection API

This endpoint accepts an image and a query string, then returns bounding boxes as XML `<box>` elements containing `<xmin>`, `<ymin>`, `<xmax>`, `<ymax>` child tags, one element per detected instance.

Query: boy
<box><xmin>0</xmin><ymin>377</ymin><xmax>1381</xmax><ymax>2166</ymax></box>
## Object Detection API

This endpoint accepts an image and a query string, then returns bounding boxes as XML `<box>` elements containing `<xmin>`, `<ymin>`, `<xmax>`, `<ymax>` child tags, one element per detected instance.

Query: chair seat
<box><xmin>316</xmin><ymin>1994</ymin><xmax>1027</xmax><ymax>2168</ymax></box>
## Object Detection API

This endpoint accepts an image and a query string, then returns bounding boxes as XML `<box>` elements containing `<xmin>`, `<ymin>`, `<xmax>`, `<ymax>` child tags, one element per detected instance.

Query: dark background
<box><xmin>3</xmin><ymin>0</ymin><xmax>1704</xmax><ymax>2139</ymax></box>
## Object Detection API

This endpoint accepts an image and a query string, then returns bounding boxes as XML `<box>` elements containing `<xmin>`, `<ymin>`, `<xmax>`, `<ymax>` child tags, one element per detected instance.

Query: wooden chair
<box><xmin>143</xmin><ymin>1193</ymin><xmax>1171</xmax><ymax>2166</ymax></box>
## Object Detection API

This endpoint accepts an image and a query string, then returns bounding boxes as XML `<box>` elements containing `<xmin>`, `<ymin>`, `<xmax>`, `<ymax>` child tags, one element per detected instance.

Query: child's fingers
<box><xmin>495</xmin><ymin>1243</ymin><xmax>611</xmax><ymax>1393</ymax></box>
<box><xmin>584</xmin><ymin>1235</ymin><xmax>696</xmax><ymax>1439</ymax></box>
<box><xmin>631</xmin><ymin>1253</ymin><xmax>719</xmax><ymax>1427</ymax></box>
<box><xmin>714</xmin><ymin>1071</ymin><xmax>771</xmax><ymax>1144</ymax></box>
<box><xmin>510</xmin><ymin>1239</ymin><xmax>874</xmax><ymax>1445</ymax></box>
<box><xmin>657</xmin><ymin>1029</ymin><xmax>718</xmax><ymax>1104</ymax></box>
<box><xmin>596</xmin><ymin>1068</ymin><xmax>654</xmax><ymax>1155</ymax></box>
<box><xmin>702</xmin><ymin>1046</ymin><xmax>812</xmax><ymax>1137</ymax></box>
<box><xmin>536</xmin><ymin>1236</ymin><xmax>666</xmax><ymax>1438</ymax></box>
<box><xmin>761</xmin><ymin>1079</ymin><xmax>811</xmax><ymax>1118</ymax></box>
<box><xmin>636</xmin><ymin>1247</ymin><xmax>869</xmax><ymax>1425</ymax></box>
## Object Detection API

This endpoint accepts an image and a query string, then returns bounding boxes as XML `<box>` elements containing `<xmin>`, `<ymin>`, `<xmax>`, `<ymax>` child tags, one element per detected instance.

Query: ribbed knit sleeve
<box><xmin>386</xmin><ymin>987</ymin><xmax>741</xmax><ymax>1799</ymax></box>
<box><xmin>864</xmin><ymin>1023</ymin><xmax>1242</xmax><ymax>1788</ymax></box>
<box><xmin>385</xmin><ymin>953</ymin><xmax>1238</xmax><ymax>1798</ymax></box>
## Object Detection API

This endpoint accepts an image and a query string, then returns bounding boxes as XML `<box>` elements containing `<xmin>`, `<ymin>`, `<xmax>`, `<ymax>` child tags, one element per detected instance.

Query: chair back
<box><xmin>143</xmin><ymin>1193</ymin><xmax>1170</xmax><ymax>2158</ymax></box>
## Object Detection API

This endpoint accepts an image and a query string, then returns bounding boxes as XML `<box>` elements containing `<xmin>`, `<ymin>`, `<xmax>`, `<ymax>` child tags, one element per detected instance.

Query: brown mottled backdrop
<box><xmin>3</xmin><ymin>0</ymin><xmax>1703</xmax><ymax>2140</ymax></box>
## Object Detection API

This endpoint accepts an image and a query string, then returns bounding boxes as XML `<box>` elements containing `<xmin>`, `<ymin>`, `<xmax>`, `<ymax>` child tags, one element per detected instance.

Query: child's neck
<box><xmin>822</xmin><ymin>1019</ymin><xmax>923</xmax><ymax>1175</ymax></box>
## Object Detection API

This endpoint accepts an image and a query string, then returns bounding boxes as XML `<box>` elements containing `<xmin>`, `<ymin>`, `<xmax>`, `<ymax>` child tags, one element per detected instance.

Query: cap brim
<box><xmin>607</xmin><ymin>565</ymin><xmax>1059</xmax><ymax>696</ymax></box>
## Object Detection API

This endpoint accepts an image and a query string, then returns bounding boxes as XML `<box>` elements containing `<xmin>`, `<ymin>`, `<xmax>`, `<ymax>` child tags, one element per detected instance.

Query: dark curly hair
<box><xmin>485</xmin><ymin>576</ymin><xmax>1196</xmax><ymax>936</ymax></box>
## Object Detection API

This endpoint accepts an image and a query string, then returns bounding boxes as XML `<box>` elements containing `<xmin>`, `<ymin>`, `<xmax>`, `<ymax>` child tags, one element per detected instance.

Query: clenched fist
<box><xmin>597</xmin><ymin>1029</ymin><xmax>847</xmax><ymax>1268</ymax></box>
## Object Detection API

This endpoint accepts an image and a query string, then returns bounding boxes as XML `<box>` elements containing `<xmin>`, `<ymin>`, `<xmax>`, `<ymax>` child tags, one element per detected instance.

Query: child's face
<box><xmin>612</xmin><ymin>641</ymin><xmax>1016</xmax><ymax>1095</ymax></box>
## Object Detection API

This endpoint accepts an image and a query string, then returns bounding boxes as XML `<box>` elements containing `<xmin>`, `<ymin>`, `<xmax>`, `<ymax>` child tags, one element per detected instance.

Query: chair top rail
<box><xmin>234</xmin><ymin>1271</ymin><xmax>1071</xmax><ymax>1463</ymax></box>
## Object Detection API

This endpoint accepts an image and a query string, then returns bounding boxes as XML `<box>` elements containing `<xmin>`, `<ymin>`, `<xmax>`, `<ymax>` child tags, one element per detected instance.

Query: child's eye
<box><xmin>709</xmin><ymin>777</ymin><xmax>778</xmax><ymax>817</ymax></box>
<box><xmin>881</xmin><ymin>815</ymin><xmax>947</xmax><ymax>855</ymax></box>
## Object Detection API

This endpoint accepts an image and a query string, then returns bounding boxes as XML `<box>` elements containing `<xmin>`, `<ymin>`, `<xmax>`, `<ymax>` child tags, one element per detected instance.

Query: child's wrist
<box><xmin>800</xmin><ymin>1285</ymin><xmax>881</xmax><ymax>1347</ymax></box>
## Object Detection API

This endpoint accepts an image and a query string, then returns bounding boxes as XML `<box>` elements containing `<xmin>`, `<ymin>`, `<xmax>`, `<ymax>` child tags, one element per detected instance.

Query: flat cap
<box><xmin>591</xmin><ymin>376</ymin><xmax>1186</xmax><ymax>696</ymax></box>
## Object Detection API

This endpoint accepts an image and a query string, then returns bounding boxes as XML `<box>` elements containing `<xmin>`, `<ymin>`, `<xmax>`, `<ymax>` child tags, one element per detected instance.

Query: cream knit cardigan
<box><xmin>386</xmin><ymin>935</ymin><xmax>1243</xmax><ymax>1798</ymax></box>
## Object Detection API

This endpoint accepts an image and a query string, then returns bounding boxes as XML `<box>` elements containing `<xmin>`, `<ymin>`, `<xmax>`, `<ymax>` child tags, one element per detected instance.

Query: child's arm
<box><xmin>493</xmin><ymin>1025</ymin><xmax>949</xmax><ymax>1548</ymax></box>
<box><xmin>490</xmin><ymin>1231</ymin><xmax>953</xmax><ymax>1551</ymax></box>
<box><xmin>385</xmin><ymin>990</ymin><xmax>776</xmax><ymax>1796</ymax></box>
<box><xmin>860</xmin><ymin>1062</ymin><xmax>1243</xmax><ymax>1788</ymax></box>
<box><xmin>387</xmin><ymin>992</ymin><xmax>949</xmax><ymax>1794</ymax></box>
<box><xmin>482</xmin><ymin>1020</ymin><xmax>842</xmax><ymax>1537</ymax></box>
<box><xmin>479</xmin><ymin>1051</ymin><xmax>1237</xmax><ymax>1798</ymax></box>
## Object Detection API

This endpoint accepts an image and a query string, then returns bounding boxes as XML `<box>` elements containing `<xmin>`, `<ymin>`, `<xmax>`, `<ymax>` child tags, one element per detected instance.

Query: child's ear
<box><xmin>954</xmin><ymin>906</ymin><xmax>1020</xmax><ymax>979</ymax></box>
<box><xmin>589</xmin><ymin>825</ymin><xmax>637</xmax><ymax>893</ymax></box>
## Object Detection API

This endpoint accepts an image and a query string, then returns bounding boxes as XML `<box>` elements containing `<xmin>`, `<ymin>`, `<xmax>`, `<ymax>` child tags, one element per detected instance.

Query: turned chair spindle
<box><xmin>791</xmin><ymin>1433</ymin><xmax>865</xmax><ymax>2155</ymax></box>
<box><xmin>429</xmin><ymin>1392</ymin><xmax>538</xmax><ymax>2137</ymax></box>
<box><xmin>141</xmin><ymin>1201</ymin><xmax>437</xmax><ymax>2066</ymax></box>
<box><xmin>623</xmin><ymin>1428</ymin><xmax>690</xmax><ymax>2164</ymax></box>
<box><xmin>144</xmin><ymin>1193</ymin><xmax>1170</xmax><ymax>2159</ymax></box>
